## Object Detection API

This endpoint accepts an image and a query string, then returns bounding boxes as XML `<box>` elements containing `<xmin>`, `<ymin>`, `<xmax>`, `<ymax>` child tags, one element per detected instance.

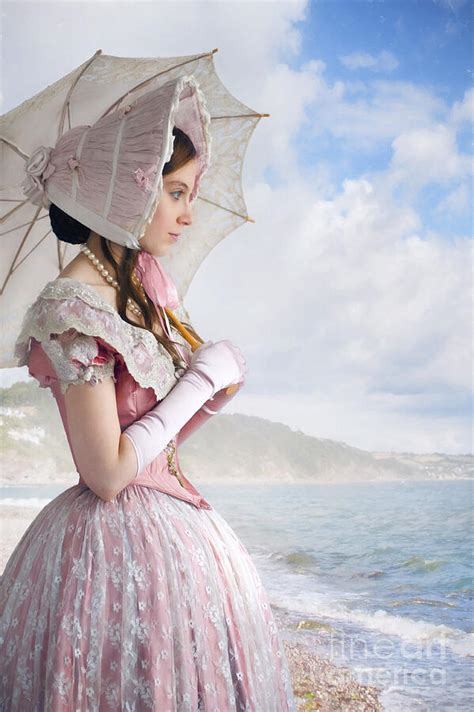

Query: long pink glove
<box><xmin>123</xmin><ymin>340</ymin><xmax>246</xmax><ymax>476</ymax></box>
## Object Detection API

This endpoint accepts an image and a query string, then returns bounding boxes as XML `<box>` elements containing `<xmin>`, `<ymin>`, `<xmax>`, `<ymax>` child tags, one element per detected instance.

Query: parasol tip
<box><xmin>211</xmin><ymin>48</ymin><xmax>219</xmax><ymax>54</ymax></box>
<box><xmin>246</xmin><ymin>216</ymin><xmax>255</xmax><ymax>223</ymax></box>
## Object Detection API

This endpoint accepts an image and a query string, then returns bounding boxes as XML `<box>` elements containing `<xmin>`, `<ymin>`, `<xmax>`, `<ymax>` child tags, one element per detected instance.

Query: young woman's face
<box><xmin>140</xmin><ymin>158</ymin><xmax>199</xmax><ymax>257</ymax></box>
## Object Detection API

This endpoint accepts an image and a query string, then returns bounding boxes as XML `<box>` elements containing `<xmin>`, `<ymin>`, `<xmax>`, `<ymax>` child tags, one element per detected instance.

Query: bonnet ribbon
<box><xmin>134</xmin><ymin>251</ymin><xmax>188</xmax><ymax>364</ymax></box>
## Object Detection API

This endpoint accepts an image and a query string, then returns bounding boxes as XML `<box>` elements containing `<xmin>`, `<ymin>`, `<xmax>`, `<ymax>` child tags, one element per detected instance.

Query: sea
<box><xmin>1</xmin><ymin>478</ymin><xmax>472</xmax><ymax>711</ymax></box>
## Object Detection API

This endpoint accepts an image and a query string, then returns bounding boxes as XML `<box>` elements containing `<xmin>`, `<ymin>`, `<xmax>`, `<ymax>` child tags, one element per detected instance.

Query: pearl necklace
<box><xmin>79</xmin><ymin>243</ymin><xmax>143</xmax><ymax>318</ymax></box>
<box><xmin>79</xmin><ymin>242</ymin><xmax>188</xmax><ymax>369</ymax></box>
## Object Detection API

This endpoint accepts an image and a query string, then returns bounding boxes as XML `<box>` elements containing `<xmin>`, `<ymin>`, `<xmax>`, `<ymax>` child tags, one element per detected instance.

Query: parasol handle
<box><xmin>164</xmin><ymin>307</ymin><xmax>240</xmax><ymax>396</ymax></box>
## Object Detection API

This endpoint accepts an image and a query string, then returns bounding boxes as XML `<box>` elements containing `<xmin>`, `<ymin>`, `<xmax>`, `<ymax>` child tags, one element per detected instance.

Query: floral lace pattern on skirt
<box><xmin>0</xmin><ymin>485</ymin><xmax>296</xmax><ymax>711</ymax></box>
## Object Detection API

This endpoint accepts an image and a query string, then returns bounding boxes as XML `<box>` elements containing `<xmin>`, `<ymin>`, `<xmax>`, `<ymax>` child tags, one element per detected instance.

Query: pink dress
<box><xmin>0</xmin><ymin>277</ymin><xmax>296</xmax><ymax>711</ymax></box>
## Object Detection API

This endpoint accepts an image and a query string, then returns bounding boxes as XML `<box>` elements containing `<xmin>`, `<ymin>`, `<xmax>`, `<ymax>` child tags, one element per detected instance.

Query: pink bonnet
<box><xmin>21</xmin><ymin>75</ymin><xmax>211</xmax><ymax>250</ymax></box>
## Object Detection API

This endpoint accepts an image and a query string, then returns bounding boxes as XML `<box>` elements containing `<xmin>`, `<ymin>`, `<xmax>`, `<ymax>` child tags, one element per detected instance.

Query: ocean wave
<box><xmin>272</xmin><ymin>590</ymin><xmax>474</xmax><ymax>657</ymax></box>
<box><xmin>388</xmin><ymin>597</ymin><xmax>457</xmax><ymax>609</ymax></box>
<box><xmin>447</xmin><ymin>577</ymin><xmax>474</xmax><ymax>593</ymax></box>
<box><xmin>447</xmin><ymin>586</ymin><xmax>474</xmax><ymax>600</ymax></box>
<box><xmin>368</xmin><ymin>546</ymin><xmax>398</xmax><ymax>555</ymax></box>
<box><xmin>260</xmin><ymin>547</ymin><xmax>357</xmax><ymax>571</ymax></box>
<box><xmin>273</xmin><ymin>549</ymin><xmax>321</xmax><ymax>569</ymax></box>
<box><xmin>399</xmin><ymin>555</ymin><xmax>445</xmax><ymax>572</ymax></box>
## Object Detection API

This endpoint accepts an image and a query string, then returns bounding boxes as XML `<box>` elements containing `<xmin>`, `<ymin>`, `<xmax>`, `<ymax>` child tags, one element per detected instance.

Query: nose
<box><xmin>178</xmin><ymin>201</ymin><xmax>193</xmax><ymax>227</ymax></box>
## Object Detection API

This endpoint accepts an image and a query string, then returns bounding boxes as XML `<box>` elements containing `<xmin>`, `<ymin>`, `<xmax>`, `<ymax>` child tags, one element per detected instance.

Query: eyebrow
<box><xmin>167</xmin><ymin>180</ymin><xmax>189</xmax><ymax>190</ymax></box>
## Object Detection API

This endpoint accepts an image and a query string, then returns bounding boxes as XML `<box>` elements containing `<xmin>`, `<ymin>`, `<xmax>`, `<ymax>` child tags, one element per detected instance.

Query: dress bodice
<box><xmin>14</xmin><ymin>277</ymin><xmax>212</xmax><ymax>509</ymax></box>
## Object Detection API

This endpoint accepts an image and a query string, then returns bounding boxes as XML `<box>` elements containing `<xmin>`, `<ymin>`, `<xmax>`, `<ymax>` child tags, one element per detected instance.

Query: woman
<box><xmin>0</xmin><ymin>77</ymin><xmax>296</xmax><ymax>710</ymax></box>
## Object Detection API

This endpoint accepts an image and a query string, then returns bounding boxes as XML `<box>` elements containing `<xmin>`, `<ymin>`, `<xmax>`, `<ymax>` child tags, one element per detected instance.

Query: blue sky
<box><xmin>298</xmin><ymin>0</ymin><xmax>471</xmax><ymax>97</ymax></box>
<box><xmin>287</xmin><ymin>0</ymin><xmax>472</xmax><ymax>234</ymax></box>
<box><xmin>1</xmin><ymin>0</ymin><xmax>472</xmax><ymax>454</ymax></box>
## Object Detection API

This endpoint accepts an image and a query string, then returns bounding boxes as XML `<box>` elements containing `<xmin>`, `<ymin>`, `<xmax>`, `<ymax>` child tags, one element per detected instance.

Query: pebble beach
<box><xmin>284</xmin><ymin>639</ymin><xmax>383</xmax><ymax>711</ymax></box>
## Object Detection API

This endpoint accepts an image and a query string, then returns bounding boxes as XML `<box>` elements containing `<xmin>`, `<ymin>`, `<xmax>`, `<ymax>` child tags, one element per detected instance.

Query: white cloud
<box><xmin>1</xmin><ymin>0</ymin><xmax>308</xmax><ymax>114</ymax></box>
<box><xmin>433</xmin><ymin>0</ymin><xmax>469</xmax><ymax>11</ymax></box>
<box><xmin>246</xmin><ymin>60</ymin><xmax>325</xmax><ymax>182</ymax></box>
<box><xmin>294</xmin><ymin>62</ymin><xmax>472</xmax><ymax>197</ymax></box>
<box><xmin>191</xmin><ymin>172</ymin><xmax>472</xmax><ymax>454</ymax></box>
<box><xmin>450</xmin><ymin>87</ymin><xmax>474</xmax><ymax>125</ymax></box>
<box><xmin>306</xmin><ymin>68</ymin><xmax>447</xmax><ymax>149</ymax></box>
<box><xmin>340</xmin><ymin>50</ymin><xmax>399</xmax><ymax>72</ymax></box>
<box><xmin>389</xmin><ymin>124</ymin><xmax>471</xmax><ymax>190</ymax></box>
<box><xmin>436</xmin><ymin>182</ymin><xmax>471</xmax><ymax>215</ymax></box>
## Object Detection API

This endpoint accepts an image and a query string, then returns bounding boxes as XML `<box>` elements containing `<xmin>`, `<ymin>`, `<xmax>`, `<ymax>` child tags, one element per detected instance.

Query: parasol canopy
<box><xmin>0</xmin><ymin>48</ymin><xmax>269</xmax><ymax>367</ymax></box>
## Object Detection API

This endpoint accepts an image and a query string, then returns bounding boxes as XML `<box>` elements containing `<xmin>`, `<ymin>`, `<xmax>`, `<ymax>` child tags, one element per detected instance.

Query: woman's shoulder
<box><xmin>56</xmin><ymin>258</ymin><xmax>119</xmax><ymax>311</ymax></box>
<box><xmin>36</xmin><ymin>276</ymin><xmax>119</xmax><ymax>317</ymax></box>
<box><xmin>14</xmin><ymin>274</ymin><xmax>185</xmax><ymax>401</ymax></box>
<box><xmin>16</xmin><ymin>275</ymin><xmax>149</xmax><ymax>354</ymax></box>
<box><xmin>14</xmin><ymin>277</ymin><xmax>124</xmax><ymax>367</ymax></box>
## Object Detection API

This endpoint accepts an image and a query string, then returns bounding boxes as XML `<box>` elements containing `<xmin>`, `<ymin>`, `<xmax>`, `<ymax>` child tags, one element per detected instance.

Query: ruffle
<box><xmin>37</xmin><ymin>330</ymin><xmax>117</xmax><ymax>395</ymax></box>
<box><xmin>135</xmin><ymin>75</ymin><xmax>213</xmax><ymax>243</ymax></box>
<box><xmin>14</xmin><ymin>278</ymin><xmax>193</xmax><ymax>401</ymax></box>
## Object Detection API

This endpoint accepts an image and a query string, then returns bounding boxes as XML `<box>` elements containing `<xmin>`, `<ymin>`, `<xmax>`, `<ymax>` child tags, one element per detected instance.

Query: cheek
<box><xmin>147</xmin><ymin>204</ymin><xmax>166</xmax><ymax>232</ymax></box>
<box><xmin>152</xmin><ymin>196</ymin><xmax>174</xmax><ymax>224</ymax></box>
<box><xmin>151</xmin><ymin>202</ymin><xmax>164</xmax><ymax>222</ymax></box>
<box><xmin>142</xmin><ymin>212</ymin><xmax>163</xmax><ymax>246</ymax></box>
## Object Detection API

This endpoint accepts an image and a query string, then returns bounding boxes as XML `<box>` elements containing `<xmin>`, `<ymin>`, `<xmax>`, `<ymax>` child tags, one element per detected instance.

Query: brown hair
<box><xmin>99</xmin><ymin>127</ymin><xmax>202</xmax><ymax>368</ymax></box>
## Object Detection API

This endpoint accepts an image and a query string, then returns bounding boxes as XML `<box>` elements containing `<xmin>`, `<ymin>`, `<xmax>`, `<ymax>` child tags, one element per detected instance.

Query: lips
<box><xmin>169</xmin><ymin>233</ymin><xmax>180</xmax><ymax>242</ymax></box>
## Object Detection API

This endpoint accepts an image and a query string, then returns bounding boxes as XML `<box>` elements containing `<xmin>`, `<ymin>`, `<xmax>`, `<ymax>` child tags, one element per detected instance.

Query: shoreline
<box><xmin>283</xmin><ymin>639</ymin><xmax>383</xmax><ymax>711</ymax></box>
<box><xmin>272</xmin><ymin>605</ymin><xmax>384</xmax><ymax>711</ymax></box>
<box><xmin>0</xmin><ymin>475</ymin><xmax>472</xmax><ymax>489</ymax></box>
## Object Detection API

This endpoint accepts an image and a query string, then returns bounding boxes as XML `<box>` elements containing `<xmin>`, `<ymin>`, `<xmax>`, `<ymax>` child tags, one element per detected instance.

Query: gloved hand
<box><xmin>123</xmin><ymin>339</ymin><xmax>247</xmax><ymax>477</ymax></box>
<box><xmin>188</xmin><ymin>339</ymin><xmax>246</xmax><ymax>396</ymax></box>
<box><xmin>177</xmin><ymin>341</ymin><xmax>248</xmax><ymax>444</ymax></box>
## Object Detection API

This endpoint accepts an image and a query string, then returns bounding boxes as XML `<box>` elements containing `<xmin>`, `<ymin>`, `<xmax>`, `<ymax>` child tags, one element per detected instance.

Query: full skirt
<box><xmin>0</xmin><ymin>484</ymin><xmax>296</xmax><ymax>711</ymax></box>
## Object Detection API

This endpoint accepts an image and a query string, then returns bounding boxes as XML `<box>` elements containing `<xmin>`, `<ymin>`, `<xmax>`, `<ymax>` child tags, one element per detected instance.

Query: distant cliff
<box><xmin>178</xmin><ymin>412</ymin><xmax>473</xmax><ymax>483</ymax></box>
<box><xmin>1</xmin><ymin>381</ymin><xmax>472</xmax><ymax>486</ymax></box>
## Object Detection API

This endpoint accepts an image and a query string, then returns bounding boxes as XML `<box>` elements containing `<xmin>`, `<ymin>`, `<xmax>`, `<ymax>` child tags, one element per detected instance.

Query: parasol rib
<box><xmin>1</xmin><ymin>201</ymin><xmax>38</xmax><ymax>224</ymax></box>
<box><xmin>0</xmin><ymin>212</ymin><xmax>48</xmax><ymax>234</ymax></box>
<box><xmin>1</xmin><ymin>204</ymin><xmax>43</xmax><ymax>295</ymax></box>
<box><xmin>99</xmin><ymin>49</ymin><xmax>218</xmax><ymax>120</ymax></box>
<box><xmin>11</xmin><ymin>229</ymin><xmax>53</xmax><ymax>274</ymax></box>
<box><xmin>212</xmin><ymin>113</ymin><xmax>270</xmax><ymax>119</ymax></box>
<box><xmin>0</xmin><ymin>137</ymin><xmax>29</xmax><ymax>161</ymax></box>
<box><xmin>196</xmin><ymin>195</ymin><xmax>255</xmax><ymax>223</ymax></box>
<box><xmin>57</xmin><ymin>49</ymin><xmax>103</xmax><ymax>139</ymax></box>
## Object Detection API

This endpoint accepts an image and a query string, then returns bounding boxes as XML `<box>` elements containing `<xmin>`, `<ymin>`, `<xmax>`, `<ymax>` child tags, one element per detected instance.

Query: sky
<box><xmin>1</xmin><ymin>0</ymin><xmax>472</xmax><ymax>454</ymax></box>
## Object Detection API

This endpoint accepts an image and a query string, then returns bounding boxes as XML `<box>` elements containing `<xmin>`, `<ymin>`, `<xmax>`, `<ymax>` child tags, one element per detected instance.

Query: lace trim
<box><xmin>136</xmin><ymin>75</ymin><xmax>212</xmax><ymax>243</ymax></box>
<box><xmin>14</xmin><ymin>277</ymin><xmax>194</xmax><ymax>401</ymax></box>
<box><xmin>41</xmin><ymin>329</ymin><xmax>118</xmax><ymax>395</ymax></box>
<box><xmin>59</xmin><ymin>360</ymin><xmax>116</xmax><ymax>393</ymax></box>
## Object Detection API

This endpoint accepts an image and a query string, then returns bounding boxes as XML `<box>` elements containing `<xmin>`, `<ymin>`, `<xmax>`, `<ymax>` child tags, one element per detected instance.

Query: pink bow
<box><xmin>134</xmin><ymin>250</ymin><xmax>180</xmax><ymax>311</ymax></box>
<box><xmin>134</xmin><ymin>250</ymin><xmax>191</xmax><ymax>368</ymax></box>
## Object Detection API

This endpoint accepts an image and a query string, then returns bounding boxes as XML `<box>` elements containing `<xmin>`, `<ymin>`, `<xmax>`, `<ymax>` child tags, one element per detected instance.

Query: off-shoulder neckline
<box><xmin>44</xmin><ymin>276</ymin><xmax>183</xmax><ymax>341</ymax></box>
<box><xmin>48</xmin><ymin>277</ymin><xmax>128</xmax><ymax>316</ymax></box>
<box><xmin>17</xmin><ymin>277</ymin><xmax>186</xmax><ymax>399</ymax></box>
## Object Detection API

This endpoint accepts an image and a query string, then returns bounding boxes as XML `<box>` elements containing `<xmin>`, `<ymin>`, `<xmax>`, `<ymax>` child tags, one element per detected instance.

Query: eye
<box><xmin>170</xmin><ymin>190</ymin><xmax>183</xmax><ymax>200</ymax></box>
